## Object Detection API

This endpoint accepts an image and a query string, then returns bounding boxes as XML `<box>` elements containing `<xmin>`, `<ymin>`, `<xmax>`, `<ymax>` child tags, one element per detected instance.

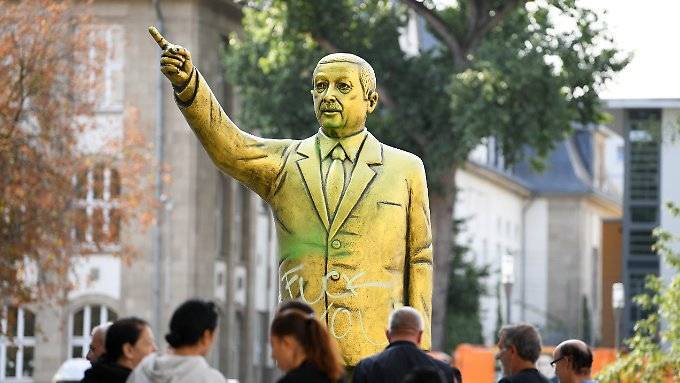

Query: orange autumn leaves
<box><xmin>0</xmin><ymin>1</ymin><xmax>160</xmax><ymax>308</ymax></box>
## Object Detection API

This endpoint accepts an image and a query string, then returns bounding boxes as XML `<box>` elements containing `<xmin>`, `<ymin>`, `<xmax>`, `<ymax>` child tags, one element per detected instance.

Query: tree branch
<box><xmin>401</xmin><ymin>0</ymin><xmax>466</xmax><ymax>69</ymax></box>
<box><xmin>465</xmin><ymin>0</ymin><xmax>528</xmax><ymax>52</ymax></box>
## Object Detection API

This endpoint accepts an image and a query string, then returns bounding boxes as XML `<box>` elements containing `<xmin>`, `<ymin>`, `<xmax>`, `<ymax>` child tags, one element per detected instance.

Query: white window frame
<box><xmin>0</xmin><ymin>307</ymin><xmax>36</xmax><ymax>382</ymax></box>
<box><xmin>68</xmin><ymin>305</ymin><xmax>117</xmax><ymax>359</ymax></box>
<box><xmin>72</xmin><ymin>165</ymin><xmax>121</xmax><ymax>252</ymax></box>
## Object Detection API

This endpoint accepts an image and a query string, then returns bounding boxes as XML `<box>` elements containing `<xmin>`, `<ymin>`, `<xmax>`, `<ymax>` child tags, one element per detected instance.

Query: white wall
<box><xmin>523</xmin><ymin>199</ymin><xmax>549</xmax><ymax>329</ymax></box>
<box><xmin>456</xmin><ymin>168</ymin><xmax>526</xmax><ymax>345</ymax></box>
<box><xmin>69</xmin><ymin>255</ymin><xmax>122</xmax><ymax>300</ymax></box>
<box><xmin>660</xmin><ymin>108</ymin><xmax>680</xmax><ymax>283</ymax></box>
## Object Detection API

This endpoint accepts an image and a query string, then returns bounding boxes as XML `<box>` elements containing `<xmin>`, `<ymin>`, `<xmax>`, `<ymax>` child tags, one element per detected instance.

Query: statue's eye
<box><xmin>337</xmin><ymin>82</ymin><xmax>351</xmax><ymax>93</ymax></box>
<box><xmin>315</xmin><ymin>82</ymin><xmax>328</xmax><ymax>92</ymax></box>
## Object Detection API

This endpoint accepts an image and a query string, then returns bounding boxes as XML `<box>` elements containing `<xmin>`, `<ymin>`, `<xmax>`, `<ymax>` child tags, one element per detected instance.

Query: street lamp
<box><xmin>501</xmin><ymin>252</ymin><xmax>515</xmax><ymax>325</ymax></box>
<box><xmin>612</xmin><ymin>282</ymin><xmax>625</xmax><ymax>350</ymax></box>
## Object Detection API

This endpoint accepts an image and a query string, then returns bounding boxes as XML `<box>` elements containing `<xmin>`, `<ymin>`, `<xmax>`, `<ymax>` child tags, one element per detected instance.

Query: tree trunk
<box><xmin>429</xmin><ymin>167</ymin><xmax>457</xmax><ymax>351</ymax></box>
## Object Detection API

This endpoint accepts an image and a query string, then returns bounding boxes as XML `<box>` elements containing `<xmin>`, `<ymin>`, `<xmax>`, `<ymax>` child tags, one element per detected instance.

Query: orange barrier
<box><xmin>452</xmin><ymin>344</ymin><xmax>619</xmax><ymax>382</ymax></box>
<box><xmin>591</xmin><ymin>348</ymin><xmax>617</xmax><ymax>375</ymax></box>
<box><xmin>452</xmin><ymin>344</ymin><xmax>496</xmax><ymax>383</ymax></box>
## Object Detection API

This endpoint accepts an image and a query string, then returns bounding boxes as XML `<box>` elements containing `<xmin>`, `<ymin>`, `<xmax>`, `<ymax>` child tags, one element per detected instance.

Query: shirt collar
<box><xmin>318</xmin><ymin>128</ymin><xmax>367</xmax><ymax>163</ymax></box>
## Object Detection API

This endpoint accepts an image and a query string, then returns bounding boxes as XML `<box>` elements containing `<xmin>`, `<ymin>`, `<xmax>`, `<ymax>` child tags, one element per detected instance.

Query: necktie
<box><xmin>326</xmin><ymin>145</ymin><xmax>346</xmax><ymax>219</ymax></box>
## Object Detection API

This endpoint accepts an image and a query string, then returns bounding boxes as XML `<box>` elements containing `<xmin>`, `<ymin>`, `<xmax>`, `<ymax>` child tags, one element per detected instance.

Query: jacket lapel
<box><xmin>329</xmin><ymin>132</ymin><xmax>383</xmax><ymax>239</ymax></box>
<box><xmin>296</xmin><ymin>136</ymin><xmax>330</xmax><ymax>230</ymax></box>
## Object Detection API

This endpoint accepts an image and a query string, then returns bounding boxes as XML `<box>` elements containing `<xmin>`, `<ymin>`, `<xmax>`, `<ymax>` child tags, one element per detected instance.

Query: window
<box><xmin>629</xmin><ymin>229</ymin><xmax>655</xmax><ymax>257</ymax></box>
<box><xmin>628</xmin><ymin>109</ymin><xmax>660</xmax><ymax>201</ymax></box>
<box><xmin>0</xmin><ymin>307</ymin><xmax>36</xmax><ymax>381</ymax></box>
<box><xmin>73</xmin><ymin>164</ymin><xmax>121</xmax><ymax>247</ymax></box>
<box><xmin>69</xmin><ymin>305</ymin><xmax>118</xmax><ymax>358</ymax></box>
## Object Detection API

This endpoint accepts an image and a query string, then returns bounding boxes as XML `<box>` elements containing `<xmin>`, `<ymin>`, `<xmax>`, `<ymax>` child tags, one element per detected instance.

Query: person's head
<box><xmin>401</xmin><ymin>366</ymin><xmax>447</xmax><ymax>383</ymax></box>
<box><xmin>311</xmin><ymin>53</ymin><xmax>379</xmax><ymax>138</ymax></box>
<box><xmin>552</xmin><ymin>339</ymin><xmax>593</xmax><ymax>383</ymax></box>
<box><xmin>165</xmin><ymin>299</ymin><xmax>219</xmax><ymax>356</ymax></box>
<box><xmin>86</xmin><ymin>322</ymin><xmax>112</xmax><ymax>363</ymax></box>
<box><xmin>276</xmin><ymin>300</ymin><xmax>314</xmax><ymax>315</ymax></box>
<box><xmin>270</xmin><ymin>308</ymin><xmax>343</xmax><ymax>380</ymax></box>
<box><xmin>496</xmin><ymin>323</ymin><xmax>542</xmax><ymax>377</ymax></box>
<box><xmin>104</xmin><ymin>317</ymin><xmax>156</xmax><ymax>369</ymax></box>
<box><xmin>386</xmin><ymin>307</ymin><xmax>424</xmax><ymax>345</ymax></box>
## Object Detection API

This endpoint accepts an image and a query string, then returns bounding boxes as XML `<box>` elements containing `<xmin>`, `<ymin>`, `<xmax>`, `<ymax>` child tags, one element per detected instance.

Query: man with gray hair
<box><xmin>86</xmin><ymin>322</ymin><xmax>112</xmax><ymax>363</ymax></box>
<box><xmin>496</xmin><ymin>323</ymin><xmax>549</xmax><ymax>383</ymax></box>
<box><xmin>352</xmin><ymin>307</ymin><xmax>456</xmax><ymax>383</ymax></box>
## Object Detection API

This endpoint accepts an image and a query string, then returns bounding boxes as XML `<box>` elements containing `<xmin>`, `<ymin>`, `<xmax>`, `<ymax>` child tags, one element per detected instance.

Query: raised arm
<box><xmin>148</xmin><ymin>27</ymin><xmax>290</xmax><ymax>200</ymax></box>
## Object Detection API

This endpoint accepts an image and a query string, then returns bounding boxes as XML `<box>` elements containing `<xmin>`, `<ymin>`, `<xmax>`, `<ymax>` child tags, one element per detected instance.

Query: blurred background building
<box><xmin>3</xmin><ymin>1</ymin><xmax>280</xmax><ymax>382</ymax></box>
<box><xmin>603</xmin><ymin>99</ymin><xmax>680</xmax><ymax>341</ymax></box>
<box><xmin>457</xmin><ymin>125</ymin><xmax>624</xmax><ymax>346</ymax></box>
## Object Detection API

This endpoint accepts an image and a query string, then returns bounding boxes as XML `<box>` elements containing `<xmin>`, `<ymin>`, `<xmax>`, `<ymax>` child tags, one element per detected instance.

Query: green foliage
<box><xmin>224</xmin><ymin>0</ymin><xmax>627</xmax><ymax>186</ymax></box>
<box><xmin>445</xmin><ymin>219</ymin><xmax>488</xmax><ymax>350</ymax></box>
<box><xmin>581</xmin><ymin>295</ymin><xmax>592</xmax><ymax>345</ymax></box>
<box><xmin>597</xmin><ymin>202</ymin><xmax>680</xmax><ymax>383</ymax></box>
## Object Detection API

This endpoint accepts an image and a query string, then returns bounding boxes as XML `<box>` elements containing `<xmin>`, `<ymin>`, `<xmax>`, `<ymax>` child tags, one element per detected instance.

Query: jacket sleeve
<box><xmin>173</xmin><ymin>68</ymin><xmax>293</xmax><ymax>201</ymax></box>
<box><xmin>406</xmin><ymin>158</ymin><xmax>433</xmax><ymax>351</ymax></box>
<box><xmin>351</xmin><ymin>361</ymin><xmax>369</xmax><ymax>383</ymax></box>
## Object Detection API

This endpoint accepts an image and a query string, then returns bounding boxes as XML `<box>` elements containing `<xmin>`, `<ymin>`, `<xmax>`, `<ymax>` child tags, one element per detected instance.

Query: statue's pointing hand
<box><xmin>148</xmin><ymin>26</ymin><xmax>194</xmax><ymax>89</ymax></box>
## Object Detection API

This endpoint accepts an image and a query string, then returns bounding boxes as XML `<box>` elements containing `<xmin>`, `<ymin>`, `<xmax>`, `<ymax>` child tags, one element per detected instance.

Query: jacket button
<box><xmin>331</xmin><ymin>239</ymin><xmax>341</xmax><ymax>249</ymax></box>
<box><xmin>330</xmin><ymin>273</ymin><xmax>340</xmax><ymax>281</ymax></box>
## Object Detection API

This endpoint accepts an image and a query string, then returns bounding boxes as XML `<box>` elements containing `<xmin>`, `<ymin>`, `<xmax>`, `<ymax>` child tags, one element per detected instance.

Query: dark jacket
<box><xmin>81</xmin><ymin>360</ymin><xmax>131</xmax><ymax>383</ymax></box>
<box><xmin>352</xmin><ymin>341</ymin><xmax>455</xmax><ymax>383</ymax></box>
<box><xmin>277</xmin><ymin>361</ymin><xmax>344</xmax><ymax>383</ymax></box>
<box><xmin>498</xmin><ymin>368</ymin><xmax>550</xmax><ymax>383</ymax></box>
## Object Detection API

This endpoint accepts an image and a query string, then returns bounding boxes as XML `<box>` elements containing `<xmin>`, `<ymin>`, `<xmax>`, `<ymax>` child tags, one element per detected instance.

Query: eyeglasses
<box><xmin>550</xmin><ymin>356</ymin><xmax>565</xmax><ymax>367</ymax></box>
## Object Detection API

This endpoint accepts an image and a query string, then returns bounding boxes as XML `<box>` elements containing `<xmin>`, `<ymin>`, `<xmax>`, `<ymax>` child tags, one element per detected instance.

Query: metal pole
<box><xmin>614</xmin><ymin>307</ymin><xmax>621</xmax><ymax>350</ymax></box>
<box><xmin>151</xmin><ymin>0</ymin><xmax>165</xmax><ymax>338</ymax></box>
<box><xmin>612</xmin><ymin>283</ymin><xmax>625</xmax><ymax>351</ymax></box>
<box><xmin>504</xmin><ymin>282</ymin><xmax>513</xmax><ymax>324</ymax></box>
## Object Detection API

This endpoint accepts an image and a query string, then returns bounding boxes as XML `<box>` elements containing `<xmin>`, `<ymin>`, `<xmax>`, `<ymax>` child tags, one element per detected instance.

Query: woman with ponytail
<box><xmin>270</xmin><ymin>309</ymin><xmax>345</xmax><ymax>383</ymax></box>
<box><xmin>127</xmin><ymin>299</ymin><xmax>226</xmax><ymax>383</ymax></box>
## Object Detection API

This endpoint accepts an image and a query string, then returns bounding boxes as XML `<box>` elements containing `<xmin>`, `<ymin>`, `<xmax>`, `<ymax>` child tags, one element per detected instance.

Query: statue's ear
<box><xmin>367</xmin><ymin>90</ymin><xmax>379</xmax><ymax>113</ymax></box>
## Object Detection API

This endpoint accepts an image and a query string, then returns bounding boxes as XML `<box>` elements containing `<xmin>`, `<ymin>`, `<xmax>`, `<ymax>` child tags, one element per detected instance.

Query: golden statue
<box><xmin>149</xmin><ymin>27</ymin><xmax>433</xmax><ymax>365</ymax></box>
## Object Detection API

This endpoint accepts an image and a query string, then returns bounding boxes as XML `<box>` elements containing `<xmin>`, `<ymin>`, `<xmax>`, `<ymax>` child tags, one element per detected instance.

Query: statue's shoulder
<box><xmin>379</xmin><ymin>141</ymin><xmax>424</xmax><ymax>168</ymax></box>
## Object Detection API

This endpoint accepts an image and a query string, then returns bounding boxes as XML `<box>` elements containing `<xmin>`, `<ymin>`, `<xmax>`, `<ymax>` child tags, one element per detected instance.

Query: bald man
<box><xmin>551</xmin><ymin>339</ymin><xmax>597</xmax><ymax>383</ymax></box>
<box><xmin>353</xmin><ymin>307</ymin><xmax>456</xmax><ymax>383</ymax></box>
<box><xmin>86</xmin><ymin>322</ymin><xmax>111</xmax><ymax>363</ymax></box>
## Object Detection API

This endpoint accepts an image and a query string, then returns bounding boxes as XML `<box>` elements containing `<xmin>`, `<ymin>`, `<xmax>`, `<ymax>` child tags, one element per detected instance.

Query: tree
<box><xmin>446</xmin><ymin>219</ymin><xmax>488</xmax><ymax>350</ymax></box>
<box><xmin>0</xmin><ymin>1</ymin><xmax>155</xmax><ymax>311</ymax></box>
<box><xmin>224</xmin><ymin>0</ymin><xmax>627</xmax><ymax>348</ymax></box>
<box><xmin>597</xmin><ymin>202</ymin><xmax>680</xmax><ymax>382</ymax></box>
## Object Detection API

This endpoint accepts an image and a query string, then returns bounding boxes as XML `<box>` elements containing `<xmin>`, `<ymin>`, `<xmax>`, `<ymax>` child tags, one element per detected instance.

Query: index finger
<box><xmin>148</xmin><ymin>26</ymin><xmax>169</xmax><ymax>50</ymax></box>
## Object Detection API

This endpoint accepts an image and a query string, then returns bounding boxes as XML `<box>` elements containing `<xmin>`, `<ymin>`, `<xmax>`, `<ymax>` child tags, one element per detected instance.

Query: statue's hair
<box><xmin>314</xmin><ymin>53</ymin><xmax>377</xmax><ymax>100</ymax></box>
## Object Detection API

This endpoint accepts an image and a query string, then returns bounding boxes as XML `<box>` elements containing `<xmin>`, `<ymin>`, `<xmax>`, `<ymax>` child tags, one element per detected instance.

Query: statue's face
<box><xmin>311</xmin><ymin>62</ymin><xmax>375</xmax><ymax>138</ymax></box>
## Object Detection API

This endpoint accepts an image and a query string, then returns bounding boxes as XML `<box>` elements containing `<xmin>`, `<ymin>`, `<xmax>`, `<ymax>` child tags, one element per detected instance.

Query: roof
<box><xmin>469</xmin><ymin>125</ymin><xmax>622</xmax><ymax>206</ymax></box>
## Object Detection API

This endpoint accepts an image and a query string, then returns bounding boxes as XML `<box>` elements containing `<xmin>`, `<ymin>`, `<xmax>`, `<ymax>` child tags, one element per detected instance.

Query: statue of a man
<box><xmin>150</xmin><ymin>27</ymin><xmax>433</xmax><ymax>365</ymax></box>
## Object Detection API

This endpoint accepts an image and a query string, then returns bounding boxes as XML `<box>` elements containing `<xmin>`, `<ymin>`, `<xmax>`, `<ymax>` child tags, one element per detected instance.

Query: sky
<box><xmin>432</xmin><ymin>0</ymin><xmax>680</xmax><ymax>100</ymax></box>
<box><xmin>579</xmin><ymin>0</ymin><xmax>680</xmax><ymax>100</ymax></box>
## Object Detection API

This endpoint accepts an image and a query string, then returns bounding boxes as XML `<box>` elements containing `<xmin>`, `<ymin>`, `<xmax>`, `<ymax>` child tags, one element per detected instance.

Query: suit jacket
<box><xmin>352</xmin><ymin>341</ymin><xmax>455</xmax><ymax>383</ymax></box>
<box><xmin>175</xmin><ymin>69</ymin><xmax>433</xmax><ymax>365</ymax></box>
<box><xmin>498</xmin><ymin>368</ymin><xmax>550</xmax><ymax>383</ymax></box>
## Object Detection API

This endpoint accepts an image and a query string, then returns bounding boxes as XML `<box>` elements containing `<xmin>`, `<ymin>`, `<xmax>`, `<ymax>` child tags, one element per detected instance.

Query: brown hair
<box><xmin>270</xmin><ymin>309</ymin><xmax>343</xmax><ymax>381</ymax></box>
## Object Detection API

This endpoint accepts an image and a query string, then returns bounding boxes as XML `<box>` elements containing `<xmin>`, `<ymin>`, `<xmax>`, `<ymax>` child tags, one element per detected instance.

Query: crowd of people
<box><xmin>81</xmin><ymin>299</ymin><xmax>598</xmax><ymax>383</ymax></box>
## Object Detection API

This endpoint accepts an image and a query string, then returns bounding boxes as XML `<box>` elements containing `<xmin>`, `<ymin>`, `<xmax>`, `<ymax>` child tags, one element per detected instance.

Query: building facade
<box><xmin>457</xmin><ymin>125</ymin><xmax>623</xmax><ymax>346</ymax></box>
<box><xmin>604</xmin><ymin>99</ymin><xmax>680</xmax><ymax>340</ymax></box>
